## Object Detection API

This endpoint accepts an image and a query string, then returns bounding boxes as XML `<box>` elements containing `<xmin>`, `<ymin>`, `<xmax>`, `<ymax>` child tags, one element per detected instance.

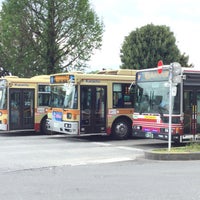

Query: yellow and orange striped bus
<box><xmin>46</xmin><ymin>69</ymin><xmax>136</xmax><ymax>139</ymax></box>
<box><xmin>0</xmin><ymin>75</ymin><xmax>50</xmax><ymax>134</ymax></box>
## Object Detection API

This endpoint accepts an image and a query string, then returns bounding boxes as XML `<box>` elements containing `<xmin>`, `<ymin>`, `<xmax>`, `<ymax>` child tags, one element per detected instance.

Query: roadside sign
<box><xmin>157</xmin><ymin>60</ymin><xmax>163</xmax><ymax>74</ymax></box>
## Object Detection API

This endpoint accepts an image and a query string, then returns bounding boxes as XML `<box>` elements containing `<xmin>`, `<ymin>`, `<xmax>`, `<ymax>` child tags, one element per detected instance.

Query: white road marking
<box><xmin>116</xmin><ymin>146</ymin><xmax>144</xmax><ymax>152</ymax></box>
<box><xmin>92</xmin><ymin>142</ymin><xmax>112</xmax><ymax>146</ymax></box>
<box><xmin>93</xmin><ymin>142</ymin><xmax>144</xmax><ymax>152</ymax></box>
<box><xmin>70</xmin><ymin>157</ymin><xmax>135</xmax><ymax>166</ymax></box>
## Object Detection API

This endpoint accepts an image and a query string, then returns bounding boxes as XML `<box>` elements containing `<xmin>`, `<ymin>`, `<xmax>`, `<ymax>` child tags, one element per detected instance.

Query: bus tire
<box><xmin>111</xmin><ymin>118</ymin><xmax>131</xmax><ymax>140</ymax></box>
<box><xmin>40</xmin><ymin>116</ymin><xmax>50</xmax><ymax>135</ymax></box>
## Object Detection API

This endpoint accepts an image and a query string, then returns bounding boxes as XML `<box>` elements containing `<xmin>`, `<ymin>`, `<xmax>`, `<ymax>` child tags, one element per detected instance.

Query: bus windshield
<box><xmin>135</xmin><ymin>81</ymin><xmax>180</xmax><ymax>115</ymax></box>
<box><xmin>0</xmin><ymin>87</ymin><xmax>7</xmax><ymax>109</ymax></box>
<box><xmin>50</xmin><ymin>84</ymin><xmax>77</xmax><ymax>109</ymax></box>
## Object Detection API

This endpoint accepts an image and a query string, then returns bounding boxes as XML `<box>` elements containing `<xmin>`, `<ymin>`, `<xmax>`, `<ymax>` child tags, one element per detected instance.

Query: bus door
<box><xmin>183</xmin><ymin>87</ymin><xmax>200</xmax><ymax>135</ymax></box>
<box><xmin>80</xmin><ymin>86</ymin><xmax>107</xmax><ymax>134</ymax></box>
<box><xmin>9</xmin><ymin>89</ymin><xmax>35</xmax><ymax>130</ymax></box>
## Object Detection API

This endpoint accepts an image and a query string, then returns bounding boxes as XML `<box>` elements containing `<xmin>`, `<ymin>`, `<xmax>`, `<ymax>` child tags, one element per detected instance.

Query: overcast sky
<box><xmin>0</xmin><ymin>0</ymin><xmax>199</xmax><ymax>71</ymax></box>
<box><xmin>88</xmin><ymin>0</ymin><xmax>200</xmax><ymax>71</ymax></box>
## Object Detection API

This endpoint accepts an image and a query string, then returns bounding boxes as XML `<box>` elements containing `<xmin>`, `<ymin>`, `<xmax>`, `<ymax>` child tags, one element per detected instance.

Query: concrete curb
<box><xmin>144</xmin><ymin>150</ymin><xmax>200</xmax><ymax>160</ymax></box>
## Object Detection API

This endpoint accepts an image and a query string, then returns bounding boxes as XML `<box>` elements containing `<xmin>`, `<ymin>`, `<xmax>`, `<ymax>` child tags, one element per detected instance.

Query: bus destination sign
<box><xmin>136</xmin><ymin>69</ymin><xmax>169</xmax><ymax>82</ymax></box>
<box><xmin>50</xmin><ymin>75</ymin><xmax>75</xmax><ymax>84</ymax></box>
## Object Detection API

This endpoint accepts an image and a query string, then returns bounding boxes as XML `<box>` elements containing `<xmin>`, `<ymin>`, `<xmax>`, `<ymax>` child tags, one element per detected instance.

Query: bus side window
<box><xmin>113</xmin><ymin>83</ymin><xmax>123</xmax><ymax>108</ymax></box>
<box><xmin>113</xmin><ymin>92</ymin><xmax>122</xmax><ymax>108</ymax></box>
<box><xmin>38</xmin><ymin>93</ymin><xmax>50</xmax><ymax>106</ymax></box>
<box><xmin>117</xmin><ymin>93</ymin><xmax>123</xmax><ymax>107</ymax></box>
<box><xmin>38</xmin><ymin>94</ymin><xmax>43</xmax><ymax>106</ymax></box>
<box><xmin>113</xmin><ymin>83</ymin><xmax>134</xmax><ymax>108</ymax></box>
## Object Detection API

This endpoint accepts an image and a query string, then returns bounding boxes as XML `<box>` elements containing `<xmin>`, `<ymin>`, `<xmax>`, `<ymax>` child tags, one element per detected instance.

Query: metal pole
<box><xmin>168</xmin><ymin>66</ymin><xmax>172</xmax><ymax>151</ymax></box>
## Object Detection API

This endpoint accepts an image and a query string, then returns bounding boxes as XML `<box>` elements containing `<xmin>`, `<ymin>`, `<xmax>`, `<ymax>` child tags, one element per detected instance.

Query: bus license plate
<box><xmin>145</xmin><ymin>132</ymin><xmax>153</xmax><ymax>138</ymax></box>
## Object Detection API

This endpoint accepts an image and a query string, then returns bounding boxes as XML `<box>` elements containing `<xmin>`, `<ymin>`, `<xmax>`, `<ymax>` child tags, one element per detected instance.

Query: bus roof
<box><xmin>30</xmin><ymin>75</ymin><xmax>50</xmax><ymax>81</ymax></box>
<box><xmin>182</xmin><ymin>67</ymin><xmax>200</xmax><ymax>73</ymax></box>
<box><xmin>50</xmin><ymin>69</ymin><xmax>137</xmax><ymax>84</ymax></box>
<box><xmin>97</xmin><ymin>69</ymin><xmax>137</xmax><ymax>76</ymax></box>
<box><xmin>0</xmin><ymin>75</ymin><xmax>50</xmax><ymax>83</ymax></box>
<box><xmin>136</xmin><ymin>66</ymin><xmax>200</xmax><ymax>74</ymax></box>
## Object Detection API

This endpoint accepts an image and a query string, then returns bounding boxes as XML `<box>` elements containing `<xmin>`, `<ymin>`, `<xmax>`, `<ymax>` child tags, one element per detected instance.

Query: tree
<box><xmin>0</xmin><ymin>0</ymin><xmax>104</xmax><ymax>76</ymax></box>
<box><xmin>120</xmin><ymin>24</ymin><xmax>189</xmax><ymax>70</ymax></box>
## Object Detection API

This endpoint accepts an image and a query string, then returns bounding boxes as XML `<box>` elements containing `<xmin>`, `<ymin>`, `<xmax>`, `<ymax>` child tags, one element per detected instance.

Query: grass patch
<box><xmin>153</xmin><ymin>142</ymin><xmax>200</xmax><ymax>153</ymax></box>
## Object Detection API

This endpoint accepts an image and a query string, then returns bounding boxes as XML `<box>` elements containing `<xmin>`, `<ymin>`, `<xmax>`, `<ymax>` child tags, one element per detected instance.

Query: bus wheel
<box><xmin>40</xmin><ymin>117</ymin><xmax>50</xmax><ymax>135</ymax></box>
<box><xmin>112</xmin><ymin>118</ymin><xmax>131</xmax><ymax>140</ymax></box>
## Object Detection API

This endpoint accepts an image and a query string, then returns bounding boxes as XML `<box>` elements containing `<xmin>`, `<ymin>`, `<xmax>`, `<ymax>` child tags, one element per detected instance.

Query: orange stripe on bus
<box><xmin>63</xmin><ymin>110</ymin><xmax>80</xmax><ymax>115</ymax></box>
<box><xmin>0</xmin><ymin>110</ymin><xmax>8</xmax><ymax>114</ymax></box>
<box><xmin>116</xmin><ymin>109</ymin><xmax>134</xmax><ymax>114</ymax></box>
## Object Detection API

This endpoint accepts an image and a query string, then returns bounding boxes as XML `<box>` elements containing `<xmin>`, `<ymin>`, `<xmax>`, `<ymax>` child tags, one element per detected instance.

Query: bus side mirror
<box><xmin>172</xmin><ymin>62</ymin><xmax>182</xmax><ymax>84</ymax></box>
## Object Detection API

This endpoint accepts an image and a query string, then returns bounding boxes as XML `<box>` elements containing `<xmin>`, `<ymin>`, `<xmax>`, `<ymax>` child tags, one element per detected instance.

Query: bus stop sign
<box><xmin>157</xmin><ymin>60</ymin><xmax>163</xmax><ymax>74</ymax></box>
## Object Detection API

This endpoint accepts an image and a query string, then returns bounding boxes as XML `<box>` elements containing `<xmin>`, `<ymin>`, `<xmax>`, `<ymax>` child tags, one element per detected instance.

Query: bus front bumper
<box><xmin>132</xmin><ymin>129</ymin><xmax>180</xmax><ymax>141</ymax></box>
<box><xmin>0</xmin><ymin>124</ymin><xmax>7</xmax><ymax>131</ymax></box>
<box><xmin>46</xmin><ymin>119</ymin><xmax>78</xmax><ymax>135</ymax></box>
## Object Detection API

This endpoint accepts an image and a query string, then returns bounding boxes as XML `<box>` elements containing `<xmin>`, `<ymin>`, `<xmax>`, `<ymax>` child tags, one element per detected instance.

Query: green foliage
<box><xmin>120</xmin><ymin>24</ymin><xmax>189</xmax><ymax>70</ymax></box>
<box><xmin>153</xmin><ymin>142</ymin><xmax>200</xmax><ymax>153</ymax></box>
<box><xmin>0</xmin><ymin>0</ymin><xmax>104</xmax><ymax>77</ymax></box>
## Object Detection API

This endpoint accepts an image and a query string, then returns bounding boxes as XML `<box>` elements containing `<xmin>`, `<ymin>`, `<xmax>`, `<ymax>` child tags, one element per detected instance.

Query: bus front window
<box><xmin>50</xmin><ymin>85</ymin><xmax>77</xmax><ymax>109</ymax></box>
<box><xmin>135</xmin><ymin>81</ymin><xmax>180</xmax><ymax>115</ymax></box>
<box><xmin>0</xmin><ymin>87</ymin><xmax>7</xmax><ymax>109</ymax></box>
<box><xmin>63</xmin><ymin>85</ymin><xmax>77</xmax><ymax>109</ymax></box>
<box><xmin>50</xmin><ymin>86</ymin><xmax>66</xmax><ymax>108</ymax></box>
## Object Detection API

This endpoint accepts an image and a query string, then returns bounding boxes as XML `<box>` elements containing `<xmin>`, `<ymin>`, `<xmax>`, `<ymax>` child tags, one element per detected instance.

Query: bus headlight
<box><xmin>161</xmin><ymin>128</ymin><xmax>176</xmax><ymax>134</ymax></box>
<box><xmin>133</xmin><ymin>126</ymin><xmax>142</xmax><ymax>130</ymax></box>
<box><xmin>64</xmin><ymin>123</ymin><xmax>71</xmax><ymax>128</ymax></box>
<box><xmin>161</xmin><ymin>128</ymin><xmax>169</xmax><ymax>133</ymax></box>
<box><xmin>0</xmin><ymin>112</ymin><xmax>2</xmax><ymax>116</ymax></box>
